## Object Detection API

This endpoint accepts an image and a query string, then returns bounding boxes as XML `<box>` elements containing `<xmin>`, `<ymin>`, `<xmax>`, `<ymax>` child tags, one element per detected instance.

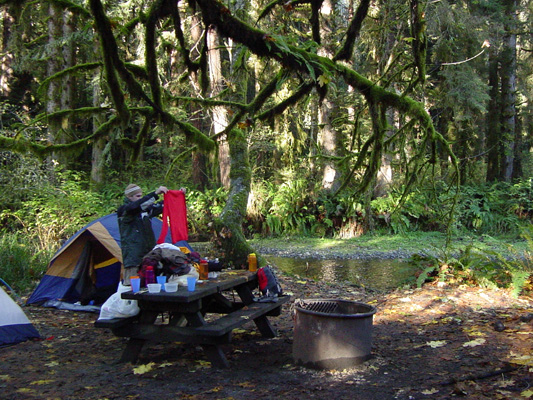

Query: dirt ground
<box><xmin>1</xmin><ymin>271</ymin><xmax>532</xmax><ymax>400</ymax></box>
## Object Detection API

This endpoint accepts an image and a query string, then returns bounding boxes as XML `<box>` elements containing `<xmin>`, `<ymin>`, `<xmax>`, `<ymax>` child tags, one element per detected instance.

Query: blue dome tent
<box><xmin>26</xmin><ymin>213</ymin><xmax>186</xmax><ymax>309</ymax></box>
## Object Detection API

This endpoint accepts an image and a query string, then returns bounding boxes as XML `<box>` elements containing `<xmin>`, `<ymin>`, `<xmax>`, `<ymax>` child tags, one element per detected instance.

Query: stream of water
<box><xmin>264</xmin><ymin>255</ymin><xmax>417</xmax><ymax>292</ymax></box>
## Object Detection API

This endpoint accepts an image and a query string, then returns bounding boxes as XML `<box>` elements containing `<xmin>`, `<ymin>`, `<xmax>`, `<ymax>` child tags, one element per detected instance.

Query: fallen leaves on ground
<box><xmin>0</xmin><ymin>275</ymin><xmax>531</xmax><ymax>400</ymax></box>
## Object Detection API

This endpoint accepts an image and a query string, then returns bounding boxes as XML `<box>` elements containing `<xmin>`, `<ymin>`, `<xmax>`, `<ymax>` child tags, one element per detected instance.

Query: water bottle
<box><xmin>248</xmin><ymin>253</ymin><xmax>257</xmax><ymax>272</ymax></box>
<box><xmin>145</xmin><ymin>265</ymin><xmax>156</xmax><ymax>285</ymax></box>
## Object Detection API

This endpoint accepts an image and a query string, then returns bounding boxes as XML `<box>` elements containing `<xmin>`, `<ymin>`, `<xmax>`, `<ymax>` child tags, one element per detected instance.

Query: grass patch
<box><xmin>249</xmin><ymin>232</ymin><xmax>529</xmax><ymax>258</ymax></box>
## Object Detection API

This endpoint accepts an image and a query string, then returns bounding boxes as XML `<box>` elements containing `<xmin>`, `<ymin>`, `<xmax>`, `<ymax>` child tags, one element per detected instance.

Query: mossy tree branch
<box><xmin>194</xmin><ymin>0</ymin><xmax>458</xmax><ymax>177</ymax></box>
<box><xmin>0</xmin><ymin>114</ymin><xmax>121</xmax><ymax>158</ymax></box>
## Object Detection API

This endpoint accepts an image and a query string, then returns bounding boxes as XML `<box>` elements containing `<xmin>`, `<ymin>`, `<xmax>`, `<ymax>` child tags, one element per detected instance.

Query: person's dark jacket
<box><xmin>117</xmin><ymin>191</ymin><xmax>163</xmax><ymax>269</ymax></box>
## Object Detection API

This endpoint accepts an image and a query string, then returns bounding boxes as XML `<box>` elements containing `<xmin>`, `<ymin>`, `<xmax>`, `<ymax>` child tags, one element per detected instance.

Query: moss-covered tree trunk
<box><xmin>212</xmin><ymin>128</ymin><xmax>253</xmax><ymax>269</ymax></box>
<box><xmin>47</xmin><ymin>3</ymin><xmax>65</xmax><ymax>166</ymax></box>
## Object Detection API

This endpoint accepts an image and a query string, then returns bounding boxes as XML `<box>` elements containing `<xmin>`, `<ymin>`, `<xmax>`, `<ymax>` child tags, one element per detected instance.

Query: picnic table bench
<box><xmin>95</xmin><ymin>270</ymin><xmax>290</xmax><ymax>368</ymax></box>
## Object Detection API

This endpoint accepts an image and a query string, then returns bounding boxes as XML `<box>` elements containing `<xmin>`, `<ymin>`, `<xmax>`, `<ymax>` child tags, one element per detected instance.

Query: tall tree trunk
<box><xmin>47</xmin><ymin>3</ymin><xmax>63</xmax><ymax>166</ymax></box>
<box><xmin>455</xmin><ymin>119</ymin><xmax>469</xmax><ymax>184</ymax></box>
<box><xmin>318</xmin><ymin>97</ymin><xmax>342</xmax><ymax>191</ymax></box>
<box><xmin>374</xmin><ymin>108</ymin><xmax>395</xmax><ymax>197</ymax></box>
<box><xmin>318</xmin><ymin>0</ymin><xmax>342</xmax><ymax>192</ymax></box>
<box><xmin>485</xmin><ymin>45</ymin><xmax>500</xmax><ymax>182</ymax></box>
<box><xmin>61</xmin><ymin>10</ymin><xmax>75</xmax><ymax>119</ymax></box>
<box><xmin>213</xmin><ymin>129</ymin><xmax>252</xmax><ymax>268</ymax></box>
<box><xmin>190</xmin><ymin>14</ymin><xmax>209</xmax><ymax>190</ymax></box>
<box><xmin>373</xmin><ymin>3</ymin><xmax>401</xmax><ymax>198</ymax></box>
<box><xmin>91</xmin><ymin>62</ymin><xmax>106</xmax><ymax>186</ymax></box>
<box><xmin>308</xmin><ymin>95</ymin><xmax>319</xmax><ymax>173</ymax></box>
<box><xmin>47</xmin><ymin>3</ymin><xmax>76</xmax><ymax>168</ymax></box>
<box><xmin>500</xmin><ymin>0</ymin><xmax>518</xmax><ymax>181</ymax></box>
<box><xmin>208</xmin><ymin>26</ymin><xmax>230</xmax><ymax>188</ymax></box>
<box><xmin>0</xmin><ymin>5</ymin><xmax>15</xmax><ymax>97</ymax></box>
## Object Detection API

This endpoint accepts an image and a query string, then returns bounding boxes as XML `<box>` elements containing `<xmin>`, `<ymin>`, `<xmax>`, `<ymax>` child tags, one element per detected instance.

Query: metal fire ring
<box><xmin>294</xmin><ymin>299</ymin><xmax>377</xmax><ymax>318</ymax></box>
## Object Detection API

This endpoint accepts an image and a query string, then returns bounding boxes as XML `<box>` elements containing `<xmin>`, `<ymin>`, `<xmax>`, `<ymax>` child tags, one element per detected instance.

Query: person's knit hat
<box><xmin>124</xmin><ymin>184</ymin><xmax>142</xmax><ymax>197</ymax></box>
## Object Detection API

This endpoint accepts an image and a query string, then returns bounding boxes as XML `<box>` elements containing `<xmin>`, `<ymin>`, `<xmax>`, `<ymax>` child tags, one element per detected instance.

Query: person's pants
<box><xmin>122</xmin><ymin>266</ymin><xmax>138</xmax><ymax>286</ymax></box>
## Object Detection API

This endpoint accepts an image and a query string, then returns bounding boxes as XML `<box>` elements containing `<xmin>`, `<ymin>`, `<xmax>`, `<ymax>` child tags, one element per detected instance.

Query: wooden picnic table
<box><xmin>94</xmin><ymin>270</ymin><xmax>290</xmax><ymax>368</ymax></box>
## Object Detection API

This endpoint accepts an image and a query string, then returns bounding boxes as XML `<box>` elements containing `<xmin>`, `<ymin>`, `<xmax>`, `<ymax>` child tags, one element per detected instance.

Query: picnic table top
<box><xmin>121</xmin><ymin>270</ymin><xmax>257</xmax><ymax>303</ymax></box>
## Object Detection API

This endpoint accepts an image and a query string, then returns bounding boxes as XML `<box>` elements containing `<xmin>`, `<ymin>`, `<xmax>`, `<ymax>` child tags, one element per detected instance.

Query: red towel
<box><xmin>157</xmin><ymin>190</ymin><xmax>189</xmax><ymax>244</ymax></box>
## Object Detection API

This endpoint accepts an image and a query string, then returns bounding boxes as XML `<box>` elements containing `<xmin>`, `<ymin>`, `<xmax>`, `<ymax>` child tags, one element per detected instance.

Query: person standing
<box><xmin>117</xmin><ymin>184</ymin><xmax>168</xmax><ymax>285</ymax></box>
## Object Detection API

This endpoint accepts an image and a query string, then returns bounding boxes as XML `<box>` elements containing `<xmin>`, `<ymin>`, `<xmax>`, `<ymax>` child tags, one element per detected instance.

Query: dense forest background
<box><xmin>0</xmin><ymin>0</ymin><xmax>531</xmax><ymax>290</ymax></box>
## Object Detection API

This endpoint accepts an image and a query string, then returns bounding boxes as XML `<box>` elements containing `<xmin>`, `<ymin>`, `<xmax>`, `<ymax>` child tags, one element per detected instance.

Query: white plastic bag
<box><xmin>97</xmin><ymin>283</ymin><xmax>140</xmax><ymax>320</ymax></box>
<box><xmin>168</xmin><ymin>268</ymin><xmax>199</xmax><ymax>286</ymax></box>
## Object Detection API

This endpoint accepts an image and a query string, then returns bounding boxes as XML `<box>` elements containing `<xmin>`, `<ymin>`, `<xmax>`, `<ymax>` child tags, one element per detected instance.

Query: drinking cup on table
<box><xmin>130</xmin><ymin>276</ymin><xmax>141</xmax><ymax>293</ymax></box>
<box><xmin>156</xmin><ymin>275</ymin><xmax>166</xmax><ymax>291</ymax></box>
<box><xmin>187</xmin><ymin>276</ymin><xmax>197</xmax><ymax>291</ymax></box>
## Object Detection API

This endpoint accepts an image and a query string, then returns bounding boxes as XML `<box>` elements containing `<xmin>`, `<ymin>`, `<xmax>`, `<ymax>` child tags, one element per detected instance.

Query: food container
<box><xmin>165</xmin><ymin>282</ymin><xmax>178</xmax><ymax>292</ymax></box>
<box><xmin>147</xmin><ymin>283</ymin><xmax>161</xmax><ymax>293</ymax></box>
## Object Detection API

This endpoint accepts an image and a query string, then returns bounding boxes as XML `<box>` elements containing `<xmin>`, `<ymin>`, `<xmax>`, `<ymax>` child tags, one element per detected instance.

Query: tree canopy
<box><xmin>0</xmin><ymin>0</ymin><xmax>531</xmax><ymax>260</ymax></box>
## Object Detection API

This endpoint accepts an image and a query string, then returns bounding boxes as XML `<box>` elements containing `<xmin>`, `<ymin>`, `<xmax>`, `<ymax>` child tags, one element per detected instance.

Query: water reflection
<box><xmin>265</xmin><ymin>255</ymin><xmax>416</xmax><ymax>292</ymax></box>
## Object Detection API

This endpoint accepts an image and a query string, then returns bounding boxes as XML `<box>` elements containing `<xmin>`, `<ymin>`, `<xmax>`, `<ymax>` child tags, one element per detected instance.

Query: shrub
<box><xmin>186</xmin><ymin>187</ymin><xmax>228</xmax><ymax>240</ymax></box>
<box><xmin>1</xmin><ymin>170</ymin><xmax>111</xmax><ymax>253</ymax></box>
<box><xmin>408</xmin><ymin>227</ymin><xmax>533</xmax><ymax>297</ymax></box>
<box><xmin>454</xmin><ymin>183</ymin><xmax>521</xmax><ymax>234</ymax></box>
<box><xmin>0</xmin><ymin>233</ymin><xmax>52</xmax><ymax>295</ymax></box>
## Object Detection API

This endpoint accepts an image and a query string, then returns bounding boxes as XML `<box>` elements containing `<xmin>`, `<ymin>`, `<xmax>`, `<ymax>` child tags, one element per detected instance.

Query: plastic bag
<box><xmin>97</xmin><ymin>283</ymin><xmax>140</xmax><ymax>320</ymax></box>
<box><xmin>168</xmin><ymin>268</ymin><xmax>199</xmax><ymax>286</ymax></box>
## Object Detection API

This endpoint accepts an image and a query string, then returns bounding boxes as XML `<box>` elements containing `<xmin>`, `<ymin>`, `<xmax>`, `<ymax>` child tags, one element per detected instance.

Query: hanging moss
<box><xmin>0</xmin><ymin>136</ymin><xmax>48</xmax><ymax>159</ymax></box>
<box><xmin>175</xmin><ymin>120</ymin><xmax>216</xmax><ymax>152</ymax></box>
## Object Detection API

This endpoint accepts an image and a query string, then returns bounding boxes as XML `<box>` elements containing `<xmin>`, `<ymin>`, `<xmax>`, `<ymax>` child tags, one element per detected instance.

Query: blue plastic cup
<box><xmin>130</xmin><ymin>277</ymin><xmax>141</xmax><ymax>293</ymax></box>
<box><xmin>156</xmin><ymin>275</ymin><xmax>166</xmax><ymax>291</ymax></box>
<box><xmin>187</xmin><ymin>276</ymin><xmax>197</xmax><ymax>291</ymax></box>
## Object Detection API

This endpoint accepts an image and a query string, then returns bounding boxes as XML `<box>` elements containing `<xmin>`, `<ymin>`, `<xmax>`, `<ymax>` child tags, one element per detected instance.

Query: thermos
<box><xmin>145</xmin><ymin>265</ymin><xmax>156</xmax><ymax>285</ymax></box>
